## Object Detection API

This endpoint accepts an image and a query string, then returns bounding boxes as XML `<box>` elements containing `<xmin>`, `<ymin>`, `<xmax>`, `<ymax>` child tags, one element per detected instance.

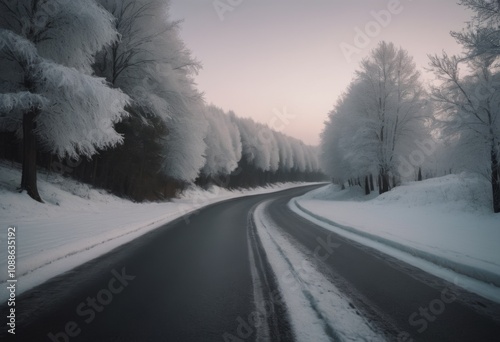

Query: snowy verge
<box><xmin>252</xmin><ymin>200</ymin><xmax>386</xmax><ymax>342</ymax></box>
<box><xmin>0</xmin><ymin>162</ymin><xmax>317</xmax><ymax>302</ymax></box>
<box><xmin>290</xmin><ymin>174</ymin><xmax>500</xmax><ymax>303</ymax></box>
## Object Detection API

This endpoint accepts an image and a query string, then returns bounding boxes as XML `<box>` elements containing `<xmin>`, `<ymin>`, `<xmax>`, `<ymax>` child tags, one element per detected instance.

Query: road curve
<box><xmin>264</xmin><ymin>192</ymin><xmax>500</xmax><ymax>341</ymax></box>
<box><xmin>0</xmin><ymin>185</ymin><xmax>319</xmax><ymax>341</ymax></box>
<box><xmin>2</xmin><ymin>183</ymin><xmax>500</xmax><ymax>342</ymax></box>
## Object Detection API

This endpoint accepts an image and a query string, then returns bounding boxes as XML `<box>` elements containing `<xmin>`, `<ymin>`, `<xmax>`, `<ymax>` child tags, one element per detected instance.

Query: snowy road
<box><xmin>0</xmin><ymin>186</ymin><xmax>317</xmax><ymax>341</ymax></box>
<box><xmin>259</xmin><ymin>192</ymin><xmax>500</xmax><ymax>341</ymax></box>
<box><xmin>1</xmin><ymin>185</ymin><xmax>500</xmax><ymax>341</ymax></box>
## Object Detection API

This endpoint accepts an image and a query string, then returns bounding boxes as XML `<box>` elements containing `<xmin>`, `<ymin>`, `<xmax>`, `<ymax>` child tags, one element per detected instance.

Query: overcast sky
<box><xmin>169</xmin><ymin>0</ymin><xmax>472</xmax><ymax>145</ymax></box>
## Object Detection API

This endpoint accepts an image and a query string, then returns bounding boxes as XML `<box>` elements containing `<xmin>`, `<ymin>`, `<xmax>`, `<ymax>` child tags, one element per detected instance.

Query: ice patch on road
<box><xmin>253</xmin><ymin>200</ymin><xmax>385</xmax><ymax>342</ymax></box>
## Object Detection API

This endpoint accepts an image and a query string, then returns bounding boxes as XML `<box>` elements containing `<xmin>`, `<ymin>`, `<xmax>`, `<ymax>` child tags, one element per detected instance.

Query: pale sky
<box><xmin>169</xmin><ymin>0</ymin><xmax>472</xmax><ymax>145</ymax></box>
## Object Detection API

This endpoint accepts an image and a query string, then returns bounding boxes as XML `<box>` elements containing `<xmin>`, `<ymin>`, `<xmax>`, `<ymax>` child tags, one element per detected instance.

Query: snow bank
<box><xmin>291</xmin><ymin>174</ymin><xmax>500</xmax><ymax>303</ymax></box>
<box><xmin>0</xmin><ymin>162</ymin><xmax>314</xmax><ymax>302</ymax></box>
<box><xmin>252</xmin><ymin>201</ymin><xmax>385</xmax><ymax>341</ymax></box>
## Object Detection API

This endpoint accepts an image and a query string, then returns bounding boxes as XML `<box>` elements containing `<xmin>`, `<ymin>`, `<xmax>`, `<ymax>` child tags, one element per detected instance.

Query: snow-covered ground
<box><xmin>252</xmin><ymin>200</ymin><xmax>386</xmax><ymax>341</ymax></box>
<box><xmin>290</xmin><ymin>173</ymin><xmax>500</xmax><ymax>303</ymax></box>
<box><xmin>0</xmin><ymin>162</ymin><xmax>315</xmax><ymax>302</ymax></box>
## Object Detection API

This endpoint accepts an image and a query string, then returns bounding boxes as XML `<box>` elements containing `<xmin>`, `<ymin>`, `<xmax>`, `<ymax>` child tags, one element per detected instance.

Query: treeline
<box><xmin>0</xmin><ymin>0</ymin><xmax>323</xmax><ymax>202</ymax></box>
<box><xmin>320</xmin><ymin>0</ymin><xmax>500</xmax><ymax>212</ymax></box>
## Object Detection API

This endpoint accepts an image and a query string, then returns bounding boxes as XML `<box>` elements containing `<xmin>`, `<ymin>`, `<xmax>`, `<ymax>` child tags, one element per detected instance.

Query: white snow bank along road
<box><xmin>251</xmin><ymin>200</ymin><xmax>386</xmax><ymax>342</ymax></box>
<box><xmin>0</xmin><ymin>162</ymin><xmax>317</xmax><ymax>302</ymax></box>
<box><xmin>290</xmin><ymin>173</ymin><xmax>500</xmax><ymax>303</ymax></box>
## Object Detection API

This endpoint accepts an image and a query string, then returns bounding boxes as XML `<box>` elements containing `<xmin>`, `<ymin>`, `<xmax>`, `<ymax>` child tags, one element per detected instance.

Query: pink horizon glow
<box><xmin>170</xmin><ymin>0</ymin><xmax>472</xmax><ymax>145</ymax></box>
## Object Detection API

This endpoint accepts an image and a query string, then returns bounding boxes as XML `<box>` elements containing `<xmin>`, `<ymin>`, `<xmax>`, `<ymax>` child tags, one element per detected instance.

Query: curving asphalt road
<box><xmin>1</xmin><ymin>184</ymin><xmax>499</xmax><ymax>341</ymax></box>
<box><xmin>264</xmin><ymin>192</ymin><xmax>500</xmax><ymax>342</ymax></box>
<box><xmin>0</xmin><ymin>185</ymin><xmax>316</xmax><ymax>341</ymax></box>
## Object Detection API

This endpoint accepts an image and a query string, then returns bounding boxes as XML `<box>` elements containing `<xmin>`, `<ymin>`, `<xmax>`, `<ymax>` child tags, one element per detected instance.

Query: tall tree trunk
<box><xmin>383</xmin><ymin>172</ymin><xmax>390</xmax><ymax>193</ymax></box>
<box><xmin>417</xmin><ymin>167</ymin><xmax>423</xmax><ymax>181</ymax></box>
<box><xmin>21</xmin><ymin>109</ymin><xmax>43</xmax><ymax>203</ymax></box>
<box><xmin>364</xmin><ymin>175</ymin><xmax>370</xmax><ymax>195</ymax></box>
<box><xmin>491</xmin><ymin>147</ymin><xmax>500</xmax><ymax>213</ymax></box>
<box><xmin>369</xmin><ymin>173</ymin><xmax>374</xmax><ymax>191</ymax></box>
<box><xmin>379</xmin><ymin>169</ymin><xmax>389</xmax><ymax>194</ymax></box>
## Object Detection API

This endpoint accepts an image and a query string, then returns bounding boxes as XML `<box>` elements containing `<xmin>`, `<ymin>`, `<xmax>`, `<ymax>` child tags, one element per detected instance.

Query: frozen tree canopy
<box><xmin>0</xmin><ymin>0</ymin><xmax>130</xmax><ymax>201</ymax></box>
<box><xmin>95</xmin><ymin>0</ymin><xmax>210</xmax><ymax>183</ymax></box>
<box><xmin>428</xmin><ymin>0</ymin><xmax>500</xmax><ymax>212</ymax></box>
<box><xmin>0</xmin><ymin>17</ymin><xmax>129</xmax><ymax>158</ymax></box>
<box><xmin>0</xmin><ymin>0</ymin><xmax>323</xmax><ymax>202</ymax></box>
<box><xmin>319</xmin><ymin>4</ymin><xmax>500</xmax><ymax>212</ymax></box>
<box><xmin>321</xmin><ymin>42</ymin><xmax>430</xmax><ymax>193</ymax></box>
<box><xmin>202</xmin><ymin>105</ymin><xmax>242</xmax><ymax>177</ymax></box>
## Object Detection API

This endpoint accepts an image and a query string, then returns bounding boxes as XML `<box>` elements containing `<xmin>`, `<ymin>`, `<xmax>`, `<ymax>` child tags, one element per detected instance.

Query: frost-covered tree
<box><xmin>224</xmin><ymin>114</ymin><xmax>322</xmax><ymax>186</ymax></box>
<box><xmin>428</xmin><ymin>0</ymin><xmax>500</xmax><ymax>213</ymax></box>
<box><xmin>236</xmin><ymin>117</ymin><xmax>270</xmax><ymax>171</ymax></box>
<box><xmin>290</xmin><ymin>138</ymin><xmax>306</xmax><ymax>173</ymax></box>
<box><xmin>429</xmin><ymin>55</ymin><xmax>500</xmax><ymax>212</ymax></box>
<box><xmin>0</xmin><ymin>0</ymin><xmax>324</xmax><ymax>201</ymax></box>
<box><xmin>202</xmin><ymin>105</ymin><xmax>241</xmax><ymax>177</ymax></box>
<box><xmin>95</xmin><ymin>0</ymin><xmax>176</xmax><ymax>118</ymax></box>
<box><xmin>303</xmin><ymin>145</ymin><xmax>320</xmax><ymax>173</ymax></box>
<box><xmin>95</xmin><ymin>0</ymin><xmax>207</xmax><ymax>184</ymax></box>
<box><xmin>0</xmin><ymin>0</ymin><xmax>129</xmax><ymax>202</ymax></box>
<box><xmin>275</xmin><ymin>131</ymin><xmax>294</xmax><ymax>171</ymax></box>
<box><xmin>452</xmin><ymin>0</ymin><xmax>500</xmax><ymax>59</ymax></box>
<box><xmin>261</xmin><ymin>125</ymin><xmax>280</xmax><ymax>173</ymax></box>
<box><xmin>355</xmin><ymin>42</ymin><xmax>430</xmax><ymax>192</ymax></box>
<box><xmin>135</xmin><ymin>1</ymin><xmax>207</xmax><ymax>183</ymax></box>
<box><xmin>321</xmin><ymin>93</ymin><xmax>372</xmax><ymax>185</ymax></box>
<box><xmin>321</xmin><ymin>42</ymin><xmax>430</xmax><ymax>193</ymax></box>
<box><xmin>161</xmin><ymin>96</ymin><xmax>207</xmax><ymax>183</ymax></box>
